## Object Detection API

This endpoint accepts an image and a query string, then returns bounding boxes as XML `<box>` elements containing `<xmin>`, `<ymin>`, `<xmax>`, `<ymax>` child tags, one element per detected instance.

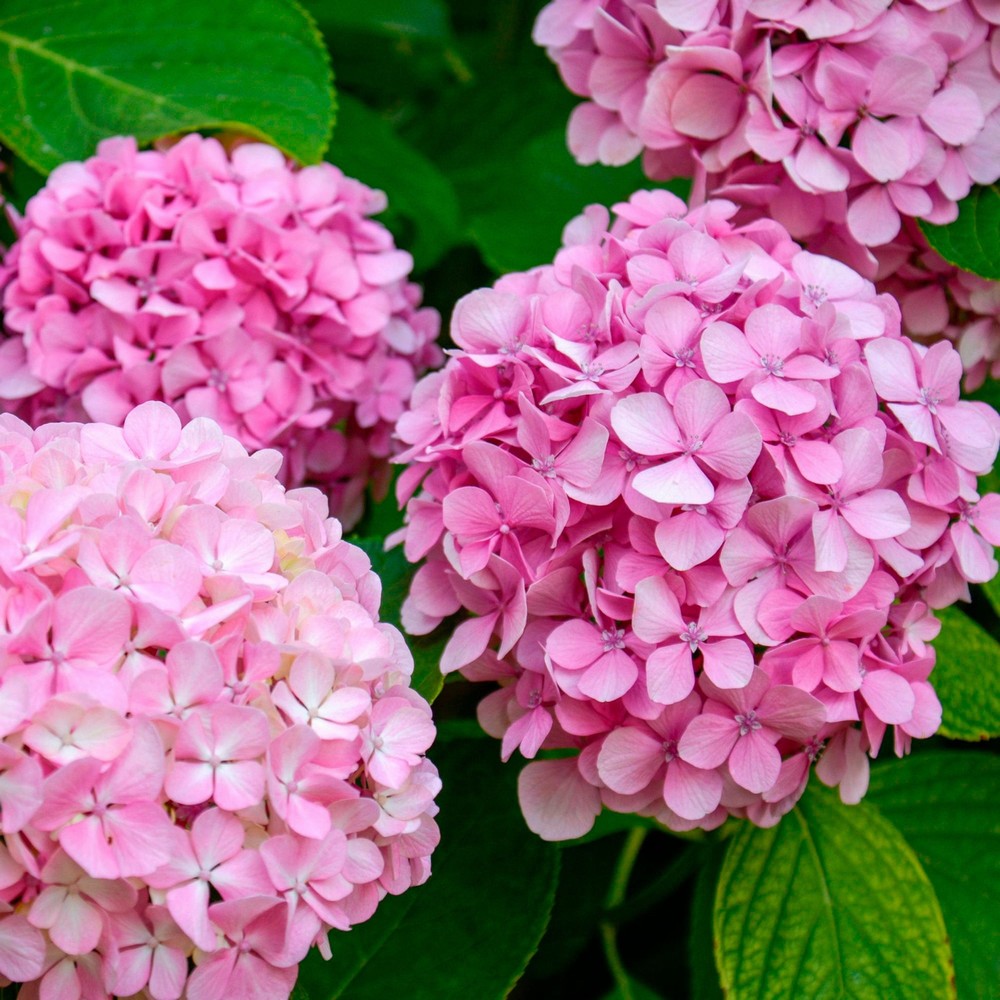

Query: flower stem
<box><xmin>600</xmin><ymin>826</ymin><xmax>648</xmax><ymax>999</ymax></box>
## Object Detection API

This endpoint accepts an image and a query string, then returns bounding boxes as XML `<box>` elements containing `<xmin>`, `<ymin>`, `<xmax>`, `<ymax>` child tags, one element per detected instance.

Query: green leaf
<box><xmin>0</xmin><ymin>0</ymin><xmax>334</xmax><ymax>173</ymax></box>
<box><xmin>931</xmin><ymin>607</ymin><xmax>1000</xmax><ymax>740</ymax></box>
<box><xmin>328</xmin><ymin>94</ymin><xmax>462</xmax><ymax>269</ymax></box>
<box><xmin>714</xmin><ymin>782</ymin><xmax>955</xmax><ymax>1000</ymax></box>
<box><xmin>869</xmin><ymin>751</ymin><xmax>1000</xmax><ymax>1000</ymax></box>
<box><xmin>920</xmin><ymin>185</ymin><xmax>1000</xmax><ymax>280</ymax></box>
<box><xmin>296</xmin><ymin>738</ymin><xmax>561</xmax><ymax>999</ymax></box>
<box><xmin>304</xmin><ymin>0</ymin><xmax>452</xmax><ymax>41</ymax></box>
<box><xmin>468</xmin><ymin>129</ymin><xmax>685</xmax><ymax>274</ymax></box>
<box><xmin>348</xmin><ymin>537</ymin><xmax>445</xmax><ymax>703</ymax></box>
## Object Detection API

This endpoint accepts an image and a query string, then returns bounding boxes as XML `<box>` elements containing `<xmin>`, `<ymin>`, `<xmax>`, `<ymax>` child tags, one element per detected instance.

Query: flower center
<box><xmin>760</xmin><ymin>354</ymin><xmax>785</xmax><ymax>375</ymax></box>
<box><xmin>601</xmin><ymin>628</ymin><xmax>626</xmax><ymax>652</ymax></box>
<box><xmin>918</xmin><ymin>387</ymin><xmax>940</xmax><ymax>411</ymax></box>
<box><xmin>680</xmin><ymin>622</ymin><xmax>708</xmax><ymax>650</ymax></box>
<box><xmin>734</xmin><ymin>711</ymin><xmax>762</xmax><ymax>736</ymax></box>
<box><xmin>804</xmin><ymin>282</ymin><xmax>827</xmax><ymax>306</ymax></box>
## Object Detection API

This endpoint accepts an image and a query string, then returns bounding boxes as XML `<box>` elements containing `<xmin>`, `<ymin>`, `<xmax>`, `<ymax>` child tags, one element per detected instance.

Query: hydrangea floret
<box><xmin>0</xmin><ymin>401</ymin><xmax>439</xmax><ymax>999</ymax></box>
<box><xmin>533</xmin><ymin>0</ymin><xmax>1000</xmax><ymax>250</ymax></box>
<box><xmin>395</xmin><ymin>190</ymin><xmax>999</xmax><ymax>841</ymax></box>
<box><xmin>0</xmin><ymin>135</ymin><xmax>441</xmax><ymax>528</ymax></box>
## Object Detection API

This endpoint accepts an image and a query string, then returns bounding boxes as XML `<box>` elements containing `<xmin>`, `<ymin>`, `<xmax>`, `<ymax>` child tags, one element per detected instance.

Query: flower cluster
<box><xmin>0</xmin><ymin>402</ymin><xmax>439</xmax><ymax>998</ymax></box>
<box><xmin>0</xmin><ymin>134</ymin><xmax>441</xmax><ymax>529</ymax></box>
<box><xmin>533</xmin><ymin>0</ymin><xmax>1000</xmax><ymax>249</ymax></box>
<box><xmin>395</xmin><ymin>191</ymin><xmax>999</xmax><ymax>841</ymax></box>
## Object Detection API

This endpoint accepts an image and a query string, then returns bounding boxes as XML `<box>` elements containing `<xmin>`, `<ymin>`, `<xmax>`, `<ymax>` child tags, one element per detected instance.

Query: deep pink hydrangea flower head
<box><xmin>0</xmin><ymin>401</ymin><xmax>439</xmax><ymax>997</ymax></box>
<box><xmin>534</xmin><ymin>0</ymin><xmax>1000</xmax><ymax>249</ymax></box>
<box><xmin>0</xmin><ymin>135</ymin><xmax>441</xmax><ymax>528</ymax></box>
<box><xmin>396</xmin><ymin>192</ymin><xmax>999</xmax><ymax>841</ymax></box>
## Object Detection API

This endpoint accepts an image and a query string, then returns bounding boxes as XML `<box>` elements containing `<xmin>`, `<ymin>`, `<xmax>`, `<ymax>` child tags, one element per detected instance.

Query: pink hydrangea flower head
<box><xmin>534</xmin><ymin>0</ymin><xmax>1000</xmax><ymax>248</ymax></box>
<box><xmin>0</xmin><ymin>401</ymin><xmax>439</xmax><ymax>997</ymax></box>
<box><xmin>397</xmin><ymin>192</ymin><xmax>999</xmax><ymax>841</ymax></box>
<box><xmin>0</xmin><ymin>134</ymin><xmax>442</xmax><ymax>528</ymax></box>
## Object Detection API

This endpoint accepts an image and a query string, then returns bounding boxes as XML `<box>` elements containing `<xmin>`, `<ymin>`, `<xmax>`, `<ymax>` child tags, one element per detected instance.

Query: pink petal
<box><xmin>518</xmin><ymin>758</ymin><xmax>601</xmax><ymax>841</ymax></box>
<box><xmin>823</xmin><ymin>642</ymin><xmax>863</xmax><ymax>693</ymax></box>
<box><xmin>700</xmin><ymin>322</ymin><xmax>760</xmax><ymax>383</ymax></box>
<box><xmin>852</xmin><ymin>117</ymin><xmax>912</xmax><ymax>182</ymax></box>
<box><xmin>791</xmin><ymin>439</ymin><xmax>843</xmax><ymax>485</ymax></box>
<box><xmin>442</xmin><ymin>487</ymin><xmax>499</xmax><ymax>537</ymax></box>
<box><xmin>597</xmin><ymin>727</ymin><xmax>664</xmax><ymax>794</ymax></box>
<box><xmin>757</xmin><ymin>686</ymin><xmax>826</xmax><ymax>740</ymax></box>
<box><xmin>579</xmin><ymin>648</ymin><xmax>639</xmax><ymax>702</ymax></box>
<box><xmin>701</xmin><ymin>638</ymin><xmax>754</xmax><ymax>689</ymax></box>
<box><xmin>440</xmin><ymin>612</ymin><xmax>498</xmax><ymax>674</ymax></box>
<box><xmin>862</xmin><ymin>670</ymin><xmax>915</xmax><ymax>724</ymax></box>
<box><xmin>0</xmin><ymin>915</ymin><xmax>45</xmax><ymax>982</ymax></box>
<box><xmin>215</xmin><ymin>760</ymin><xmax>265</xmax><ymax>811</ymax></box>
<box><xmin>868</xmin><ymin>56</ymin><xmax>935</xmax><ymax>117</ymax></box>
<box><xmin>645</xmin><ymin>644</ymin><xmax>696</xmax><ymax>705</ymax></box>
<box><xmin>610</xmin><ymin>393</ymin><xmax>679</xmax><ymax>456</ymax></box>
<box><xmin>847</xmin><ymin>184</ymin><xmax>901</xmax><ymax>246</ymax></box>
<box><xmin>700</xmin><ymin>411</ymin><xmax>762</xmax><ymax>478</ymax></box>
<box><xmin>546</xmin><ymin>619</ymin><xmax>601</xmax><ymax>668</ymax></box>
<box><xmin>812</xmin><ymin>508</ymin><xmax>849</xmax><ymax>574</ymax></box>
<box><xmin>678</xmin><ymin>714</ymin><xmax>739</xmax><ymax>769</ymax></box>
<box><xmin>729</xmin><ymin>732</ymin><xmax>781</xmax><ymax>793</ymax></box>
<box><xmin>633</xmin><ymin>454</ymin><xmax>715</xmax><ymax>505</ymax></box>
<box><xmin>671</xmin><ymin>74</ymin><xmax>742</xmax><ymax>140</ymax></box>
<box><xmin>664</xmin><ymin>759</ymin><xmax>723</xmax><ymax>821</ymax></box>
<box><xmin>841</xmin><ymin>491</ymin><xmax>910</xmax><ymax>540</ymax></box>
<box><xmin>632</xmin><ymin>576</ymin><xmax>685</xmax><ymax>642</ymax></box>
<box><xmin>922</xmin><ymin>85</ymin><xmax>985</xmax><ymax>145</ymax></box>
<box><xmin>750</xmin><ymin>376</ymin><xmax>819</xmax><ymax>416</ymax></box>
<box><xmin>655</xmin><ymin>511</ymin><xmax>725</xmax><ymax>571</ymax></box>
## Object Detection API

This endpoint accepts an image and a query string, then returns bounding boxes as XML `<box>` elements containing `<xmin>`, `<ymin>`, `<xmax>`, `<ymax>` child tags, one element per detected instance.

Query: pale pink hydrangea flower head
<box><xmin>0</xmin><ymin>134</ymin><xmax>441</xmax><ymax>528</ymax></box>
<box><xmin>0</xmin><ymin>401</ymin><xmax>439</xmax><ymax>998</ymax></box>
<box><xmin>534</xmin><ymin>0</ymin><xmax>1000</xmax><ymax>249</ymax></box>
<box><xmin>396</xmin><ymin>191</ymin><xmax>999</xmax><ymax>841</ymax></box>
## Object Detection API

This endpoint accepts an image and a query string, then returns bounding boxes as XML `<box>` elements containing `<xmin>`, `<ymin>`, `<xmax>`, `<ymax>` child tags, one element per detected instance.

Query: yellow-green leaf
<box><xmin>714</xmin><ymin>782</ymin><xmax>955</xmax><ymax>1000</ymax></box>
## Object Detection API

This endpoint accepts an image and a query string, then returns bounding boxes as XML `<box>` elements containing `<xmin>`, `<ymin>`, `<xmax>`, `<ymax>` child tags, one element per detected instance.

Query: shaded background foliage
<box><xmin>0</xmin><ymin>1</ymin><xmax>996</xmax><ymax>998</ymax></box>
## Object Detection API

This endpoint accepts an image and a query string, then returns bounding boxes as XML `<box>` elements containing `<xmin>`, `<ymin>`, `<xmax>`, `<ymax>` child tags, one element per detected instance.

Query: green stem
<box><xmin>600</xmin><ymin>827</ymin><xmax>648</xmax><ymax>999</ymax></box>
<box><xmin>605</xmin><ymin>842</ymin><xmax>704</xmax><ymax>926</ymax></box>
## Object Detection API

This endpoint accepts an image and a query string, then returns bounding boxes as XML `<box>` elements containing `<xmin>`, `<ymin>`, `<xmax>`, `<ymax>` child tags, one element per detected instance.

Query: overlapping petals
<box><xmin>534</xmin><ymin>0</ymin><xmax>1000</xmax><ymax>249</ymax></box>
<box><xmin>0</xmin><ymin>401</ymin><xmax>439</xmax><ymax>998</ymax></box>
<box><xmin>0</xmin><ymin>134</ymin><xmax>441</xmax><ymax>528</ymax></box>
<box><xmin>396</xmin><ymin>193</ymin><xmax>998</xmax><ymax>841</ymax></box>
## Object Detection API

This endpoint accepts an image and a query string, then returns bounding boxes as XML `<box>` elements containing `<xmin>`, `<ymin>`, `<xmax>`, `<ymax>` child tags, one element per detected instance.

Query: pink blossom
<box><xmin>0</xmin><ymin>134</ymin><xmax>441</xmax><ymax>529</ymax></box>
<box><xmin>0</xmin><ymin>401</ymin><xmax>439</xmax><ymax>997</ymax></box>
<box><xmin>397</xmin><ymin>192</ymin><xmax>998</xmax><ymax>840</ymax></box>
<box><xmin>678</xmin><ymin>670</ymin><xmax>826</xmax><ymax>793</ymax></box>
<box><xmin>533</xmin><ymin>0</ymin><xmax>1000</xmax><ymax>247</ymax></box>
<box><xmin>611</xmin><ymin>379</ymin><xmax>761</xmax><ymax>504</ymax></box>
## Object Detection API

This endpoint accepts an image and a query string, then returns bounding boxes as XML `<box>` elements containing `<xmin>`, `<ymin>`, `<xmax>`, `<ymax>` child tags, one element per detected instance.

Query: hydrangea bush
<box><xmin>396</xmin><ymin>190</ymin><xmax>999</xmax><ymax>840</ymax></box>
<box><xmin>0</xmin><ymin>2</ymin><xmax>996</xmax><ymax>998</ymax></box>
<box><xmin>0</xmin><ymin>135</ymin><xmax>442</xmax><ymax>529</ymax></box>
<box><xmin>0</xmin><ymin>401</ymin><xmax>439</xmax><ymax>998</ymax></box>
